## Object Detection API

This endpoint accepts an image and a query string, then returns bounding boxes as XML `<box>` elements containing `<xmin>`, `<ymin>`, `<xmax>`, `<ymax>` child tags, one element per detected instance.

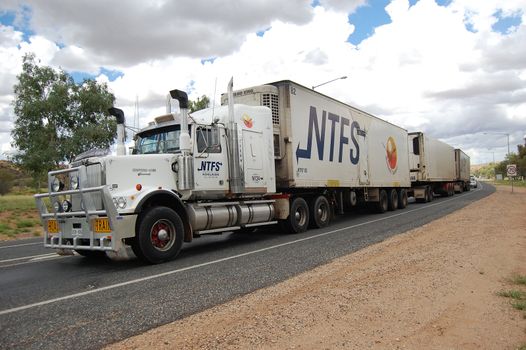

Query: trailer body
<box><xmin>408</xmin><ymin>132</ymin><xmax>459</xmax><ymax>201</ymax></box>
<box><xmin>223</xmin><ymin>81</ymin><xmax>410</xmax><ymax>190</ymax></box>
<box><xmin>454</xmin><ymin>149</ymin><xmax>471</xmax><ymax>192</ymax></box>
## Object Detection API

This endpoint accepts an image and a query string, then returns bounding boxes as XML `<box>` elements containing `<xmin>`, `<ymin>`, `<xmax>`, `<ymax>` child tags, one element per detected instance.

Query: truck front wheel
<box><xmin>134</xmin><ymin>207</ymin><xmax>184</xmax><ymax>264</ymax></box>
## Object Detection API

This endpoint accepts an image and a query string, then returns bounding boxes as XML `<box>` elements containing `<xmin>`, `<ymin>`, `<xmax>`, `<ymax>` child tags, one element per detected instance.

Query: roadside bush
<box><xmin>0</xmin><ymin>169</ymin><xmax>14</xmax><ymax>195</ymax></box>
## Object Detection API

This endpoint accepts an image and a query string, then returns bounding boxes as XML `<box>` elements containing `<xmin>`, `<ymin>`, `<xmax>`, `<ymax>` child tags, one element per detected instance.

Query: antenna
<box><xmin>211</xmin><ymin>77</ymin><xmax>217</xmax><ymax>120</ymax></box>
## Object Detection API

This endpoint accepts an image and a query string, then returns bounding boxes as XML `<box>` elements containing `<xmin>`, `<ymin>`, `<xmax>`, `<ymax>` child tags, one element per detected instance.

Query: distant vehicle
<box><xmin>470</xmin><ymin>175</ymin><xmax>477</xmax><ymax>188</ymax></box>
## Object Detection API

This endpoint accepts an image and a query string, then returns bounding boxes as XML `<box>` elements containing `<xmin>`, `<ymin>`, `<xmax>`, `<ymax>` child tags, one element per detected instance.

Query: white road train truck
<box><xmin>407</xmin><ymin>132</ymin><xmax>470</xmax><ymax>202</ymax></box>
<box><xmin>35</xmin><ymin>80</ymin><xmax>411</xmax><ymax>264</ymax></box>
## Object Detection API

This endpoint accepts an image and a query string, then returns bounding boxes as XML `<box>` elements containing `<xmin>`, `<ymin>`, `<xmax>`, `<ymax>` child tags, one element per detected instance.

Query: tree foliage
<box><xmin>494</xmin><ymin>144</ymin><xmax>526</xmax><ymax>178</ymax></box>
<box><xmin>11</xmin><ymin>53</ymin><xmax>116</xmax><ymax>181</ymax></box>
<box><xmin>189</xmin><ymin>95</ymin><xmax>210</xmax><ymax>113</ymax></box>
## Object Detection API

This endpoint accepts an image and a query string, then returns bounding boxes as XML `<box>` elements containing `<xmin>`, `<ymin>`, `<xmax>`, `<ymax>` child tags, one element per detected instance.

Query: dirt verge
<box><xmin>109</xmin><ymin>186</ymin><xmax>526</xmax><ymax>349</ymax></box>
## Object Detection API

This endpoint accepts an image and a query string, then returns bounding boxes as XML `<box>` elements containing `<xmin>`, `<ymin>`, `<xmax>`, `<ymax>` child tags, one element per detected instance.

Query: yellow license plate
<box><xmin>47</xmin><ymin>220</ymin><xmax>59</xmax><ymax>233</ymax></box>
<box><xmin>94</xmin><ymin>218</ymin><xmax>111</xmax><ymax>233</ymax></box>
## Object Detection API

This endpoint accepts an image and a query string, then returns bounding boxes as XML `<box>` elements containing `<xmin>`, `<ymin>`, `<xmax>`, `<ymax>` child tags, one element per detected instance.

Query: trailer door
<box><xmin>358</xmin><ymin>130</ymin><xmax>370</xmax><ymax>185</ymax></box>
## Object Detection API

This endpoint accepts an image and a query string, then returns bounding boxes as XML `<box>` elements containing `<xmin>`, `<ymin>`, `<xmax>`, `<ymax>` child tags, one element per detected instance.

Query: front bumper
<box><xmin>34</xmin><ymin>166</ymin><xmax>137</xmax><ymax>258</ymax></box>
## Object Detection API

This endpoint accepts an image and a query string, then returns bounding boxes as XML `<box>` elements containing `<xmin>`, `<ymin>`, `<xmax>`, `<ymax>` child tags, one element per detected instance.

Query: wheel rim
<box><xmin>294</xmin><ymin>205</ymin><xmax>307</xmax><ymax>227</ymax></box>
<box><xmin>150</xmin><ymin>219</ymin><xmax>176</xmax><ymax>252</ymax></box>
<box><xmin>317</xmin><ymin>201</ymin><xmax>329</xmax><ymax>222</ymax></box>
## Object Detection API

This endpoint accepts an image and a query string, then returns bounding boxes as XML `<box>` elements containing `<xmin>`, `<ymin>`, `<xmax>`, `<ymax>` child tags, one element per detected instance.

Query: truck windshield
<box><xmin>135</xmin><ymin>125</ymin><xmax>182</xmax><ymax>154</ymax></box>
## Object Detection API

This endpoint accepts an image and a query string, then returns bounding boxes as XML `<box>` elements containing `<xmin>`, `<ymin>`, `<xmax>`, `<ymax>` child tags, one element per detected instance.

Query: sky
<box><xmin>0</xmin><ymin>0</ymin><xmax>526</xmax><ymax>165</ymax></box>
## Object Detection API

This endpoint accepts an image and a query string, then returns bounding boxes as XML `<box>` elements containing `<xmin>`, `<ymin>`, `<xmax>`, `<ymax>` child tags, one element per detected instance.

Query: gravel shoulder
<box><xmin>108</xmin><ymin>186</ymin><xmax>526</xmax><ymax>350</ymax></box>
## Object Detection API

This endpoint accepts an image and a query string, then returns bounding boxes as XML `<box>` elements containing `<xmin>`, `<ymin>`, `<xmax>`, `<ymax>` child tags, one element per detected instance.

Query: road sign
<box><xmin>507</xmin><ymin>164</ymin><xmax>517</xmax><ymax>177</ymax></box>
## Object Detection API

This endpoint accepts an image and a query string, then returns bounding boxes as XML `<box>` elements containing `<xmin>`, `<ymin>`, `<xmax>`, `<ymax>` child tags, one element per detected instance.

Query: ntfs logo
<box><xmin>197</xmin><ymin>161</ymin><xmax>223</xmax><ymax>172</ymax></box>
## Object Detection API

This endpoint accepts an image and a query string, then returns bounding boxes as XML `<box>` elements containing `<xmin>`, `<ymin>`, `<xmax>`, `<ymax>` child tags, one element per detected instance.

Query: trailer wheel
<box><xmin>397</xmin><ymin>189</ymin><xmax>408</xmax><ymax>209</ymax></box>
<box><xmin>387</xmin><ymin>189</ymin><xmax>399</xmax><ymax>211</ymax></box>
<box><xmin>284</xmin><ymin>197</ymin><xmax>309</xmax><ymax>233</ymax></box>
<box><xmin>310</xmin><ymin>195</ymin><xmax>331</xmax><ymax>228</ymax></box>
<box><xmin>135</xmin><ymin>206</ymin><xmax>184</xmax><ymax>264</ymax></box>
<box><xmin>75</xmin><ymin>250</ymin><xmax>107</xmax><ymax>259</ymax></box>
<box><xmin>375</xmin><ymin>190</ymin><xmax>388</xmax><ymax>213</ymax></box>
<box><xmin>426</xmin><ymin>186</ymin><xmax>434</xmax><ymax>202</ymax></box>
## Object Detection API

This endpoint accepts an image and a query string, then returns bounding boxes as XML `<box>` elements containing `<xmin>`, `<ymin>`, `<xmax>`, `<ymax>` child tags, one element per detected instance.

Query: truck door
<box><xmin>193</xmin><ymin>126</ymin><xmax>229</xmax><ymax>192</ymax></box>
<box><xmin>358</xmin><ymin>128</ymin><xmax>370</xmax><ymax>185</ymax></box>
<box><xmin>242</xmin><ymin>129</ymin><xmax>267</xmax><ymax>192</ymax></box>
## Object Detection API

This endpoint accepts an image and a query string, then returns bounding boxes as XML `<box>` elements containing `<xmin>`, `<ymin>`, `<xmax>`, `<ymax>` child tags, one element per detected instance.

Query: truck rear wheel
<box><xmin>375</xmin><ymin>190</ymin><xmax>388</xmax><ymax>213</ymax></box>
<box><xmin>134</xmin><ymin>206</ymin><xmax>184</xmax><ymax>264</ymax></box>
<box><xmin>398</xmin><ymin>189</ymin><xmax>408</xmax><ymax>209</ymax></box>
<box><xmin>310</xmin><ymin>195</ymin><xmax>331</xmax><ymax>228</ymax></box>
<box><xmin>387</xmin><ymin>189</ymin><xmax>398</xmax><ymax>211</ymax></box>
<box><xmin>426</xmin><ymin>186</ymin><xmax>433</xmax><ymax>202</ymax></box>
<box><xmin>284</xmin><ymin>197</ymin><xmax>309</xmax><ymax>233</ymax></box>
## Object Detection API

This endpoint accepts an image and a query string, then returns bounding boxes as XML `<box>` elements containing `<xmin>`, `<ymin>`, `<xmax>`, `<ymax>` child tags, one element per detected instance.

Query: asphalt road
<box><xmin>0</xmin><ymin>184</ymin><xmax>493</xmax><ymax>349</ymax></box>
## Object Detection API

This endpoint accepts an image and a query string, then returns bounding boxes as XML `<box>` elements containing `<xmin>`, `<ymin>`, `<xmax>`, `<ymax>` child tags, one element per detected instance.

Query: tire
<box><xmin>284</xmin><ymin>197</ymin><xmax>309</xmax><ymax>233</ymax></box>
<box><xmin>375</xmin><ymin>189</ymin><xmax>388</xmax><ymax>213</ymax></box>
<box><xmin>309</xmin><ymin>195</ymin><xmax>331</xmax><ymax>228</ymax></box>
<box><xmin>398</xmin><ymin>189</ymin><xmax>408</xmax><ymax>209</ymax></box>
<box><xmin>427</xmin><ymin>186</ymin><xmax>434</xmax><ymax>202</ymax></box>
<box><xmin>387</xmin><ymin>189</ymin><xmax>398</xmax><ymax>211</ymax></box>
<box><xmin>135</xmin><ymin>207</ymin><xmax>184</xmax><ymax>264</ymax></box>
<box><xmin>75</xmin><ymin>250</ymin><xmax>107</xmax><ymax>259</ymax></box>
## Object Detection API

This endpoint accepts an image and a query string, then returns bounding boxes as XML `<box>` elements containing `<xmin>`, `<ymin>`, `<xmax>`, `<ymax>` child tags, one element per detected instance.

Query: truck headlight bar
<box><xmin>70</xmin><ymin>175</ymin><xmax>79</xmax><ymax>190</ymax></box>
<box><xmin>51</xmin><ymin>177</ymin><xmax>64</xmax><ymax>192</ymax></box>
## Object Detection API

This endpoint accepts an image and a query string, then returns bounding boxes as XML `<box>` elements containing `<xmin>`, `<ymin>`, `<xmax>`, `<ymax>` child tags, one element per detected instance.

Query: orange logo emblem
<box><xmin>242</xmin><ymin>114</ymin><xmax>253</xmax><ymax>128</ymax></box>
<box><xmin>386</xmin><ymin>136</ymin><xmax>398</xmax><ymax>173</ymax></box>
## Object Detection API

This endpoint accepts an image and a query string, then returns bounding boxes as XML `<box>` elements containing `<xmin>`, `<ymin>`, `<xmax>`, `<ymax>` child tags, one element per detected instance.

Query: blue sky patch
<box><xmin>347</xmin><ymin>0</ymin><xmax>391</xmax><ymax>45</ymax></box>
<box><xmin>200</xmin><ymin>57</ymin><xmax>217</xmax><ymax>65</ymax></box>
<box><xmin>0</xmin><ymin>6</ymin><xmax>33</xmax><ymax>42</ymax></box>
<box><xmin>70</xmin><ymin>71</ymin><xmax>96</xmax><ymax>84</ymax></box>
<box><xmin>257</xmin><ymin>27</ymin><xmax>271</xmax><ymax>37</ymax></box>
<box><xmin>492</xmin><ymin>10</ymin><xmax>522</xmax><ymax>34</ymax></box>
<box><xmin>100</xmin><ymin>68</ymin><xmax>124</xmax><ymax>81</ymax></box>
<box><xmin>435</xmin><ymin>0</ymin><xmax>452</xmax><ymax>7</ymax></box>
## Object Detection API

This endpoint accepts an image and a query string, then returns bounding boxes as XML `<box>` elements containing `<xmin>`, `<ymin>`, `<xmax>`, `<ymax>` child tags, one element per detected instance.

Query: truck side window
<box><xmin>197</xmin><ymin>127</ymin><xmax>221</xmax><ymax>153</ymax></box>
<box><xmin>413</xmin><ymin>137</ymin><xmax>420</xmax><ymax>155</ymax></box>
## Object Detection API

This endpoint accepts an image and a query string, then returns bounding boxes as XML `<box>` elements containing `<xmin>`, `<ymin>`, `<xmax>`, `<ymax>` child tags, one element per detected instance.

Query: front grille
<box><xmin>72</xmin><ymin>163</ymin><xmax>104</xmax><ymax>211</ymax></box>
<box><xmin>262</xmin><ymin>93</ymin><xmax>279</xmax><ymax>125</ymax></box>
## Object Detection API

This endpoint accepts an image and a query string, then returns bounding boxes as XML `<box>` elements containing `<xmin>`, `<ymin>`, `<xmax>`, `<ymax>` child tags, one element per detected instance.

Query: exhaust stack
<box><xmin>227</xmin><ymin>77</ymin><xmax>244</xmax><ymax>194</ymax></box>
<box><xmin>169</xmin><ymin>89</ymin><xmax>194</xmax><ymax>190</ymax></box>
<box><xmin>108</xmin><ymin>107</ymin><xmax>126</xmax><ymax>156</ymax></box>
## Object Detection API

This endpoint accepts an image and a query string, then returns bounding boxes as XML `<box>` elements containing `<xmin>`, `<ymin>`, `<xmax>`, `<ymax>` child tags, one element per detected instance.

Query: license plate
<box><xmin>47</xmin><ymin>220</ymin><xmax>59</xmax><ymax>233</ymax></box>
<box><xmin>94</xmin><ymin>218</ymin><xmax>111</xmax><ymax>233</ymax></box>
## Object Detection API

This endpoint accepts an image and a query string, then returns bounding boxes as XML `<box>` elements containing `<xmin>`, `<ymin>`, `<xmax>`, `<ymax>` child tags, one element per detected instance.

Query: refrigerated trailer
<box><xmin>407</xmin><ymin>132</ymin><xmax>460</xmax><ymax>202</ymax></box>
<box><xmin>35</xmin><ymin>79</ymin><xmax>414</xmax><ymax>263</ymax></box>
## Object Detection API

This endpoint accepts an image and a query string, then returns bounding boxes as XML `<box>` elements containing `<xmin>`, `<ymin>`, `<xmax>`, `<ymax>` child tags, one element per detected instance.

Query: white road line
<box><xmin>0</xmin><ymin>256</ymin><xmax>64</xmax><ymax>269</ymax></box>
<box><xmin>0</xmin><ymin>253</ymin><xmax>57</xmax><ymax>264</ymax></box>
<box><xmin>0</xmin><ymin>242</ymin><xmax>41</xmax><ymax>250</ymax></box>
<box><xmin>0</xmin><ymin>184</ymin><xmax>485</xmax><ymax>317</ymax></box>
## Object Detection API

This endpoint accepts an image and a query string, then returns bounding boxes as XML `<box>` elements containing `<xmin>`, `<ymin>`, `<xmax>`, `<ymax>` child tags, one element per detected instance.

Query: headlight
<box><xmin>70</xmin><ymin>175</ymin><xmax>79</xmax><ymax>190</ymax></box>
<box><xmin>113</xmin><ymin>197</ymin><xmax>127</xmax><ymax>209</ymax></box>
<box><xmin>117</xmin><ymin>197</ymin><xmax>127</xmax><ymax>209</ymax></box>
<box><xmin>52</xmin><ymin>177</ymin><xmax>63</xmax><ymax>192</ymax></box>
<box><xmin>62</xmin><ymin>200</ymin><xmax>72</xmax><ymax>212</ymax></box>
<box><xmin>53</xmin><ymin>201</ymin><xmax>62</xmax><ymax>212</ymax></box>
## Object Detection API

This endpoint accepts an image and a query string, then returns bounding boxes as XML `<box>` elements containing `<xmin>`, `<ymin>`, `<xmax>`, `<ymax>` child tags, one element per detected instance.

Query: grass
<box><xmin>491</xmin><ymin>179</ymin><xmax>526</xmax><ymax>187</ymax></box>
<box><xmin>511</xmin><ymin>275</ymin><xmax>526</xmax><ymax>285</ymax></box>
<box><xmin>498</xmin><ymin>275</ymin><xmax>526</xmax><ymax>318</ymax></box>
<box><xmin>497</xmin><ymin>290</ymin><xmax>526</xmax><ymax>300</ymax></box>
<box><xmin>0</xmin><ymin>194</ymin><xmax>37</xmax><ymax>212</ymax></box>
<box><xmin>16</xmin><ymin>219</ymin><xmax>39</xmax><ymax>229</ymax></box>
<box><xmin>0</xmin><ymin>222</ymin><xmax>16</xmax><ymax>237</ymax></box>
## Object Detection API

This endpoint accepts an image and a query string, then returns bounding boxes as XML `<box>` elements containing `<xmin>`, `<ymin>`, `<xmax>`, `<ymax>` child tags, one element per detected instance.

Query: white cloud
<box><xmin>0</xmin><ymin>0</ymin><xmax>526</xmax><ymax>165</ymax></box>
